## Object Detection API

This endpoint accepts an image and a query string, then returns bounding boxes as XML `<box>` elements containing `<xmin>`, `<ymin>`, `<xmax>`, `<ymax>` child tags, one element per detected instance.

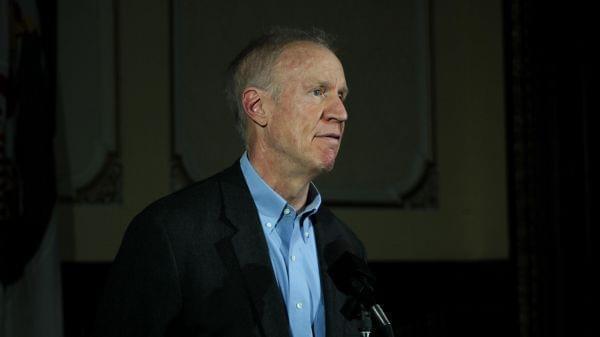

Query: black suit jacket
<box><xmin>94</xmin><ymin>162</ymin><xmax>366</xmax><ymax>337</ymax></box>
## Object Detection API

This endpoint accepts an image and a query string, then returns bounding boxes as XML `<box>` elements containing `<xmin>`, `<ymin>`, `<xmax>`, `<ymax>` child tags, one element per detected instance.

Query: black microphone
<box><xmin>325</xmin><ymin>241</ymin><xmax>394</xmax><ymax>337</ymax></box>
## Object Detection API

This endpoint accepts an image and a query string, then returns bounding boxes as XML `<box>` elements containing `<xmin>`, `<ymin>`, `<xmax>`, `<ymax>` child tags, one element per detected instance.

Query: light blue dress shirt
<box><xmin>240</xmin><ymin>153</ymin><xmax>325</xmax><ymax>337</ymax></box>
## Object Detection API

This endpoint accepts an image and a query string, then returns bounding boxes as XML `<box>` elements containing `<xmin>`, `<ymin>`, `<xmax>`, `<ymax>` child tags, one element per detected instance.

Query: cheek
<box><xmin>273</xmin><ymin>97</ymin><xmax>321</xmax><ymax>146</ymax></box>
<box><xmin>269</xmin><ymin>113</ymin><xmax>304</xmax><ymax>150</ymax></box>
<box><xmin>288</xmin><ymin>106</ymin><xmax>318</xmax><ymax>140</ymax></box>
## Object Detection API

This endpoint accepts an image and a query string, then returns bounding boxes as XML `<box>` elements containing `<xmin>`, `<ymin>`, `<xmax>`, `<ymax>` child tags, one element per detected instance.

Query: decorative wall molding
<box><xmin>170</xmin><ymin>154</ymin><xmax>193</xmax><ymax>193</ymax></box>
<box><xmin>55</xmin><ymin>0</ymin><xmax>121</xmax><ymax>203</ymax></box>
<box><xmin>68</xmin><ymin>152</ymin><xmax>122</xmax><ymax>203</ymax></box>
<box><xmin>397</xmin><ymin>161</ymin><xmax>438</xmax><ymax>209</ymax></box>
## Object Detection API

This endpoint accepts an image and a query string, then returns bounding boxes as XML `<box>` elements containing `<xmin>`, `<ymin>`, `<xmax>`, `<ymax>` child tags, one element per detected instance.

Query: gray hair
<box><xmin>225</xmin><ymin>27</ymin><xmax>335</xmax><ymax>144</ymax></box>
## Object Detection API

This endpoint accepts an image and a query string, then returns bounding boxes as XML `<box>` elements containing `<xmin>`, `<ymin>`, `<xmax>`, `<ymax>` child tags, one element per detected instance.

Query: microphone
<box><xmin>325</xmin><ymin>241</ymin><xmax>394</xmax><ymax>337</ymax></box>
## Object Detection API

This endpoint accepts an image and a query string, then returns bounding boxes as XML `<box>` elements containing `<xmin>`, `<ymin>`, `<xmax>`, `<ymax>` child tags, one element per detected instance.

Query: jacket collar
<box><xmin>218</xmin><ymin>162</ymin><xmax>291</xmax><ymax>337</ymax></box>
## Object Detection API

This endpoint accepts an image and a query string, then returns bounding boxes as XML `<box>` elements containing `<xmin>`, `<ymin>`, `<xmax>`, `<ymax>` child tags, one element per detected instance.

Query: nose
<box><xmin>323</xmin><ymin>96</ymin><xmax>348</xmax><ymax>122</ymax></box>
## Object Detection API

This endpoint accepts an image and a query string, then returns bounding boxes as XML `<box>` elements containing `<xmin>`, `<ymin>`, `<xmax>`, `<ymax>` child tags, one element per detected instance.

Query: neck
<box><xmin>247</xmin><ymin>147</ymin><xmax>314</xmax><ymax>211</ymax></box>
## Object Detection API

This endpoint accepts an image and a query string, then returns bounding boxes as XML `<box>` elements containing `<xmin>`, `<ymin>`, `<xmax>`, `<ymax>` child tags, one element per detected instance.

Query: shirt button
<box><xmin>296</xmin><ymin>302</ymin><xmax>303</xmax><ymax>309</ymax></box>
<box><xmin>284</xmin><ymin>208</ymin><xmax>291</xmax><ymax>215</ymax></box>
<box><xmin>291</xmin><ymin>255</ymin><xmax>296</xmax><ymax>262</ymax></box>
<box><xmin>304</xmin><ymin>232</ymin><xmax>309</xmax><ymax>238</ymax></box>
<box><xmin>266</xmin><ymin>222</ymin><xmax>272</xmax><ymax>228</ymax></box>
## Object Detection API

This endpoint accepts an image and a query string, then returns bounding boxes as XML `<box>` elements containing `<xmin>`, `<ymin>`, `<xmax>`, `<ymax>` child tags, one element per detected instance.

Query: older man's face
<box><xmin>261</xmin><ymin>42</ymin><xmax>348</xmax><ymax>176</ymax></box>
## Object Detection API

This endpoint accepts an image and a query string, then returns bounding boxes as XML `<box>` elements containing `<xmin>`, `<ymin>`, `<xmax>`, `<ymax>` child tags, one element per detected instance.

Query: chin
<box><xmin>308</xmin><ymin>148</ymin><xmax>339</xmax><ymax>175</ymax></box>
<box><xmin>317</xmin><ymin>154</ymin><xmax>338</xmax><ymax>172</ymax></box>
<box><xmin>314</xmin><ymin>162</ymin><xmax>334</xmax><ymax>174</ymax></box>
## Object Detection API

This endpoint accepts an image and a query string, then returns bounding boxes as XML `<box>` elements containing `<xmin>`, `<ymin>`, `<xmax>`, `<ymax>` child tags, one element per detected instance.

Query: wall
<box><xmin>56</xmin><ymin>0</ymin><xmax>507</xmax><ymax>262</ymax></box>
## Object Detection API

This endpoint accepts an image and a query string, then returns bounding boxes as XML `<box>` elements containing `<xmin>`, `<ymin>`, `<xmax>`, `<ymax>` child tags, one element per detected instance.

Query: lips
<box><xmin>315</xmin><ymin>133</ymin><xmax>341</xmax><ymax>140</ymax></box>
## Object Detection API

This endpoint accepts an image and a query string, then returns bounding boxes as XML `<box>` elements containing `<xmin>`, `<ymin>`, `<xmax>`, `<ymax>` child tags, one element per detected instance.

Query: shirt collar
<box><xmin>240</xmin><ymin>152</ymin><xmax>322</xmax><ymax>229</ymax></box>
<box><xmin>302</xmin><ymin>183</ymin><xmax>322</xmax><ymax>218</ymax></box>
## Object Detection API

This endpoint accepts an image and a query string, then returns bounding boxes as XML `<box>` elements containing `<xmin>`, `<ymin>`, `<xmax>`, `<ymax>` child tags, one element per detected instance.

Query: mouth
<box><xmin>315</xmin><ymin>133</ymin><xmax>341</xmax><ymax>141</ymax></box>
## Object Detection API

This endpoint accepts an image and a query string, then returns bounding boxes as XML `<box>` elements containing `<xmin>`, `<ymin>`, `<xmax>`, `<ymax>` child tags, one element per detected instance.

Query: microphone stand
<box><xmin>369</xmin><ymin>304</ymin><xmax>394</xmax><ymax>337</ymax></box>
<box><xmin>344</xmin><ymin>300</ymin><xmax>394</xmax><ymax>337</ymax></box>
<box><xmin>358</xmin><ymin>308</ymin><xmax>372</xmax><ymax>337</ymax></box>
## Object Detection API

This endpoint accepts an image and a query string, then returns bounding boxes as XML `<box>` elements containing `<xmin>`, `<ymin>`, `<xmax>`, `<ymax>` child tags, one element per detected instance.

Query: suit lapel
<box><xmin>219</xmin><ymin>164</ymin><xmax>291</xmax><ymax>337</ymax></box>
<box><xmin>314</xmin><ymin>209</ymin><xmax>345</xmax><ymax>337</ymax></box>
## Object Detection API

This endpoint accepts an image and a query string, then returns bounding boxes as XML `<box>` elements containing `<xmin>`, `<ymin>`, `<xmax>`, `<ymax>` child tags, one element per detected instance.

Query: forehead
<box><xmin>272</xmin><ymin>42</ymin><xmax>346</xmax><ymax>85</ymax></box>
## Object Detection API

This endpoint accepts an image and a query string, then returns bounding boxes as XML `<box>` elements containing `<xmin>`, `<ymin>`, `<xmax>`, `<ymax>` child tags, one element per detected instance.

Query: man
<box><xmin>94</xmin><ymin>28</ymin><xmax>366</xmax><ymax>337</ymax></box>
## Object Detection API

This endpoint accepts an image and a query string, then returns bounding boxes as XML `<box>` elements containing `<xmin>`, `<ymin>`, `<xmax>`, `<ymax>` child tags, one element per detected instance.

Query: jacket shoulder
<box><xmin>133</xmin><ymin>164</ymin><xmax>240</xmax><ymax>227</ymax></box>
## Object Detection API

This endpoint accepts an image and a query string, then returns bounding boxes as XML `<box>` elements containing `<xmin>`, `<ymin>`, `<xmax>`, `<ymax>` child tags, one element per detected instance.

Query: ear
<box><xmin>242</xmin><ymin>87</ymin><xmax>268</xmax><ymax>127</ymax></box>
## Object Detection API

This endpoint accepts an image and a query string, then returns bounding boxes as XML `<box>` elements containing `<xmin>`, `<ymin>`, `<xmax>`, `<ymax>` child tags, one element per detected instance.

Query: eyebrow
<box><xmin>316</xmin><ymin>81</ymin><xmax>349</xmax><ymax>98</ymax></box>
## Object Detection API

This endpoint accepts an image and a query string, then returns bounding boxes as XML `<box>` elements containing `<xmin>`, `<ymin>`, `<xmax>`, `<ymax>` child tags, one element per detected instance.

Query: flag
<box><xmin>0</xmin><ymin>0</ymin><xmax>62</xmax><ymax>336</ymax></box>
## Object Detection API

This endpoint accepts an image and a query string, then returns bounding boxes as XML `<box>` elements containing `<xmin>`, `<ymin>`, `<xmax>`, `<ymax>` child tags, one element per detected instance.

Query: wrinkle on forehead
<box><xmin>272</xmin><ymin>42</ymin><xmax>345</xmax><ymax>84</ymax></box>
<box><xmin>278</xmin><ymin>42</ymin><xmax>328</xmax><ymax>66</ymax></box>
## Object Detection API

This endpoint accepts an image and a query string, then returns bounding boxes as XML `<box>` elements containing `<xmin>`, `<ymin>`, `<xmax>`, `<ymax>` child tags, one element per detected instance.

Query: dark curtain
<box><xmin>506</xmin><ymin>1</ymin><xmax>596</xmax><ymax>336</ymax></box>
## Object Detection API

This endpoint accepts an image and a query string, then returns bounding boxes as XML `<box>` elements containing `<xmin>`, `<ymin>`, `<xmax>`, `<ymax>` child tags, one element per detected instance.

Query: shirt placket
<box><xmin>286</xmin><ymin>209</ymin><xmax>313</xmax><ymax>337</ymax></box>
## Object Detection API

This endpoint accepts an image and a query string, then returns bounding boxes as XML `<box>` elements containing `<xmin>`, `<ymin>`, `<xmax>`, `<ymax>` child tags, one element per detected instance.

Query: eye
<box><xmin>312</xmin><ymin>88</ymin><xmax>325</xmax><ymax>97</ymax></box>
